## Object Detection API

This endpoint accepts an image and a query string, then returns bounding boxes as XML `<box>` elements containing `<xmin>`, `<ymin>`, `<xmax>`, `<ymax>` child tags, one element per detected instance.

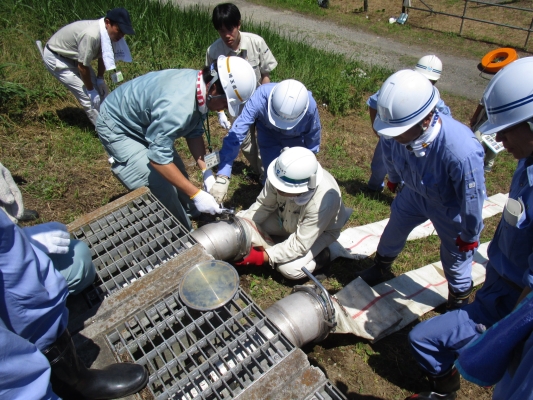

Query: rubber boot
<box><xmin>447</xmin><ymin>281</ymin><xmax>474</xmax><ymax>310</ymax></box>
<box><xmin>356</xmin><ymin>253</ymin><xmax>396</xmax><ymax>286</ymax></box>
<box><xmin>405</xmin><ymin>367</ymin><xmax>460</xmax><ymax>400</ymax></box>
<box><xmin>313</xmin><ymin>247</ymin><xmax>331</xmax><ymax>281</ymax></box>
<box><xmin>18</xmin><ymin>209</ymin><xmax>39</xmax><ymax>221</ymax></box>
<box><xmin>43</xmin><ymin>329</ymin><xmax>149</xmax><ymax>400</ymax></box>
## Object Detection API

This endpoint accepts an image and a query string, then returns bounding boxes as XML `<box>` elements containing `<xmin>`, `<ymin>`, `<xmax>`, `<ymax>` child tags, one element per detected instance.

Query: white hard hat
<box><xmin>373</xmin><ymin>69</ymin><xmax>440</xmax><ymax>137</ymax></box>
<box><xmin>479</xmin><ymin>57</ymin><xmax>533</xmax><ymax>135</ymax></box>
<box><xmin>415</xmin><ymin>55</ymin><xmax>443</xmax><ymax>81</ymax></box>
<box><xmin>267</xmin><ymin>147</ymin><xmax>323</xmax><ymax>194</ymax></box>
<box><xmin>268</xmin><ymin>79</ymin><xmax>310</xmax><ymax>130</ymax></box>
<box><xmin>217</xmin><ymin>55</ymin><xmax>257</xmax><ymax>117</ymax></box>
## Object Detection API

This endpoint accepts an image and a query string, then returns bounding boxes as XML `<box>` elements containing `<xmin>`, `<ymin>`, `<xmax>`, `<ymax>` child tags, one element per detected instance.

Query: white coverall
<box><xmin>240</xmin><ymin>169</ymin><xmax>352</xmax><ymax>279</ymax></box>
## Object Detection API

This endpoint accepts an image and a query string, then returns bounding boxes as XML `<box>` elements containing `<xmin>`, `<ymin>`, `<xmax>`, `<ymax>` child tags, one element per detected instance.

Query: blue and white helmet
<box><xmin>415</xmin><ymin>55</ymin><xmax>443</xmax><ymax>81</ymax></box>
<box><xmin>479</xmin><ymin>57</ymin><xmax>532</xmax><ymax>135</ymax></box>
<box><xmin>373</xmin><ymin>69</ymin><xmax>440</xmax><ymax>138</ymax></box>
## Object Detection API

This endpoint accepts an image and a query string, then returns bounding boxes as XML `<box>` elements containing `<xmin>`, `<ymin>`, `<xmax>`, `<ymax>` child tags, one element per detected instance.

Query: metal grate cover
<box><xmin>307</xmin><ymin>381</ymin><xmax>347</xmax><ymax>400</ymax></box>
<box><xmin>106</xmin><ymin>290</ymin><xmax>295</xmax><ymax>399</ymax></box>
<box><xmin>71</xmin><ymin>192</ymin><xmax>195</xmax><ymax>307</ymax></box>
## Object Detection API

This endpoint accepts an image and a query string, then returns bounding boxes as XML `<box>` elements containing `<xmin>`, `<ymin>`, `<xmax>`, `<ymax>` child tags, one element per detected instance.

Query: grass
<box><xmin>0</xmin><ymin>1</ymin><xmax>513</xmax><ymax>398</ymax></box>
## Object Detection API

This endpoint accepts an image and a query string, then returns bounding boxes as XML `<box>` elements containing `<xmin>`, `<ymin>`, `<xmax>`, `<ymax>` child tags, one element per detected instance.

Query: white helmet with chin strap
<box><xmin>267</xmin><ymin>147</ymin><xmax>323</xmax><ymax>194</ymax></box>
<box><xmin>216</xmin><ymin>55</ymin><xmax>257</xmax><ymax>117</ymax></box>
<box><xmin>479</xmin><ymin>57</ymin><xmax>533</xmax><ymax>135</ymax></box>
<box><xmin>268</xmin><ymin>79</ymin><xmax>310</xmax><ymax>130</ymax></box>
<box><xmin>373</xmin><ymin>69</ymin><xmax>440</xmax><ymax>138</ymax></box>
<box><xmin>415</xmin><ymin>55</ymin><xmax>443</xmax><ymax>82</ymax></box>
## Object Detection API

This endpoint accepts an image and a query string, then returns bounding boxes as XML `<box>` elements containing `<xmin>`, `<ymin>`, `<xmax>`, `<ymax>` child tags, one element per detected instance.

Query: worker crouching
<box><xmin>234</xmin><ymin>147</ymin><xmax>352</xmax><ymax>279</ymax></box>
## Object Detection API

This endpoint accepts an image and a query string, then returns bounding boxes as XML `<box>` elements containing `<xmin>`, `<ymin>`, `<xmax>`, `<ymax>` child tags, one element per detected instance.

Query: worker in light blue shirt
<box><xmin>356</xmin><ymin>69</ymin><xmax>486</xmax><ymax>309</ymax></box>
<box><xmin>95</xmin><ymin>56</ymin><xmax>257</xmax><ymax>230</ymax></box>
<box><xmin>405</xmin><ymin>57</ymin><xmax>533</xmax><ymax>399</ymax></box>
<box><xmin>210</xmin><ymin>79</ymin><xmax>321</xmax><ymax>202</ymax></box>
<box><xmin>364</xmin><ymin>55</ymin><xmax>451</xmax><ymax>193</ymax></box>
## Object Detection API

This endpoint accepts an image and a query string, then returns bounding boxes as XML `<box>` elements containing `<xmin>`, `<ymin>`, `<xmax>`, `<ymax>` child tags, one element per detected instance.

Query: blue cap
<box><xmin>106</xmin><ymin>8</ymin><xmax>135</xmax><ymax>35</ymax></box>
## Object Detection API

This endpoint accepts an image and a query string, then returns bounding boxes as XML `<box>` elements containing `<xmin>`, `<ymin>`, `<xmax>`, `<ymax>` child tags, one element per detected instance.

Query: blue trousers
<box><xmin>378</xmin><ymin>186</ymin><xmax>474</xmax><ymax>293</ymax></box>
<box><xmin>49</xmin><ymin>239</ymin><xmax>95</xmax><ymax>295</ymax></box>
<box><xmin>408</xmin><ymin>263</ymin><xmax>521</xmax><ymax>375</ymax></box>
<box><xmin>367</xmin><ymin>138</ymin><xmax>387</xmax><ymax>191</ymax></box>
<box><xmin>106</xmin><ymin>138</ymin><xmax>197</xmax><ymax>230</ymax></box>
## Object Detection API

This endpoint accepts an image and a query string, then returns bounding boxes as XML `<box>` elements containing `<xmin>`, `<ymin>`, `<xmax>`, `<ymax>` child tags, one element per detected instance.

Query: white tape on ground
<box><xmin>329</xmin><ymin>193</ymin><xmax>506</xmax><ymax>261</ymax></box>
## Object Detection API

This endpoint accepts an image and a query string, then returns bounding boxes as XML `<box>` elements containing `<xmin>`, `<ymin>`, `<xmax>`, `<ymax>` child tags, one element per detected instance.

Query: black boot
<box><xmin>356</xmin><ymin>253</ymin><xmax>396</xmax><ymax>286</ymax></box>
<box><xmin>405</xmin><ymin>367</ymin><xmax>460</xmax><ymax>400</ymax></box>
<box><xmin>43</xmin><ymin>329</ymin><xmax>148</xmax><ymax>400</ymax></box>
<box><xmin>447</xmin><ymin>281</ymin><xmax>474</xmax><ymax>310</ymax></box>
<box><xmin>313</xmin><ymin>247</ymin><xmax>331</xmax><ymax>281</ymax></box>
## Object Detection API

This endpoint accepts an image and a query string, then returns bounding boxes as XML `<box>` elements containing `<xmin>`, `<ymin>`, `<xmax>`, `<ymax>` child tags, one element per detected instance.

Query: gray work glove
<box><xmin>87</xmin><ymin>88</ymin><xmax>101</xmax><ymax>110</ymax></box>
<box><xmin>217</xmin><ymin>111</ymin><xmax>231</xmax><ymax>130</ymax></box>
<box><xmin>96</xmin><ymin>77</ymin><xmax>110</xmax><ymax>100</ymax></box>
<box><xmin>192</xmin><ymin>190</ymin><xmax>222</xmax><ymax>215</ymax></box>
<box><xmin>0</xmin><ymin>162</ymin><xmax>24</xmax><ymax>222</ymax></box>
<box><xmin>23</xmin><ymin>222</ymin><xmax>70</xmax><ymax>254</ymax></box>
<box><xmin>210</xmin><ymin>175</ymin><xmax>230</xmax><ymax>203</ymax></box>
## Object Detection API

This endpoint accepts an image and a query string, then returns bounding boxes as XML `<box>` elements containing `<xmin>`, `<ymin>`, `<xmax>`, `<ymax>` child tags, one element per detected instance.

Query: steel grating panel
<box><xmin>70</xmin><ymin>192</ymin><xmax>195</xmax><ymax>307</ymax></box>
<box><xmin>307</xmin><ymin>381</ymin><xmax>347</xmax><ymax>400</ymax></box>
<box><xmin>106</xmin><ymin>290</ymin><xmax>295</xmax><ymax>400</ymax></box>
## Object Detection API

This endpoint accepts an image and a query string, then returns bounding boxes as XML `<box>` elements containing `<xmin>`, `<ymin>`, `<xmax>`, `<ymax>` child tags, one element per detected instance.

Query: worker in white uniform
<box><xmin>234</xmin><ymin>147</ymin><xmax>352</xmax><ymax>280</ymax></box>
<box><xmin>206</xmin><ymin>2</ymin><xmax>278</xmax><ymax>179</ymax></box>
<box><xmin>95</xmin><ymin>56</ymin><xmax>257</xmax><ymax>230</ymax></box>
<box><xmin>356</xmin><ymin>69</ymin><xmax>486</xmax><ymax>310</ymax></box>
<box><xmin>43</xmin><ymin>8</ymin><xmax>135</xmax><ymax>125</ymax></box>
<box><xmin>364</xmin><ymin>55</ymin><xmax>451</xmax><ymax>193</ymax></box>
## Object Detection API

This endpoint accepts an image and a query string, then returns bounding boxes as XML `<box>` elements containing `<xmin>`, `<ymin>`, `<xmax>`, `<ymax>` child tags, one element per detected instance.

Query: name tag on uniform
<box><xmin>111</xmin><ymin>71</ymin><xmax>124</xmax><ymax>83</ymax></box>
<box><xmin>205</xmin><ymin>151</ymin><xmax>220</xmax><ymax>170</ymax></box>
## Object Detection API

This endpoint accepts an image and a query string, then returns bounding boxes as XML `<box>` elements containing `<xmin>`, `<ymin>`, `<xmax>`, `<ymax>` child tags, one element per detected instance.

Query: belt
<box><xmin>46</xmin><ymin>44</ymin><xmax>64</xmax><ymax>58</ymax></box>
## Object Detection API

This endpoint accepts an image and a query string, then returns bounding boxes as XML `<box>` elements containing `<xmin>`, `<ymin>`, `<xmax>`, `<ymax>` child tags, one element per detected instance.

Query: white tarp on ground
<box><xmin>328</xmin><ymin>193</ymin><xmax>507</xmax><ymax>261</ymax></box>
<box><xmin>330</xmin><ymin>193</ymin><xmax>504</xmax><ymax>342</ymax></box>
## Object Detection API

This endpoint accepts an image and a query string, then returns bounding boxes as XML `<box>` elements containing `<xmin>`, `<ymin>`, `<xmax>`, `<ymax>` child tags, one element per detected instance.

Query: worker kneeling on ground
<box><xmin>406</xmin><ymin>57</ymin><xmax>533</xmax><ymax>400</ymax></box>
<box><xmin>357</xmin><ymin>69</ymin><xmax>486</xmax><ymax>310</ymax></box>
<box><xmin>210</xmin><ymin>79</ymin><xmax>321</xmax><ymax>202</ymax></box>
<box><xmin>95</xmin><ymin>56</ymin><xmax>256</xmax><ymax>230</ymax></box>
<box><xmin>233</xmin><ymin>147</ymin><xmax>352</xmax><ymax>279</ymax></box>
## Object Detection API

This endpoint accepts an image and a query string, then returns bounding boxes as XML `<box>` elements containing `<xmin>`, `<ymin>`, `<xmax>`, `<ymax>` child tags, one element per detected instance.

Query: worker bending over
<box><xmin>406</xmin><ymin>57</ymin><xmax>533</xmax><ymax>400</ymax></box>
<box><xmin>357</xmin><ymin>69</ymin><xmax>486</xmax><ymax>310</ymax></box>
<box><xmin>43</xmin><ymin>8</ymin><xmax>134</xmax><ymax>125</ymax></box>
<box><xmin>211</xmin><ymin>79</ymin><xmax>321</xmax><ymax>202</ymax></box>
<box><xmin>364</xmin><ymin>55</ymin><xmax>451</xmax><ymax>193</ymax></box>
<box><xmin>206</xmin><ymin>2</ymin><xmax>277</xmax><ymax>178</ymax></box>
<box><xmin>96</xmin><ymin>56</ymin><xmax>256</xmax><ymax>230</ymax></box>
<box><xmin>234</xmin><ymin>147</ymin><xmax>352</xmax><ymax>280</ymax></box>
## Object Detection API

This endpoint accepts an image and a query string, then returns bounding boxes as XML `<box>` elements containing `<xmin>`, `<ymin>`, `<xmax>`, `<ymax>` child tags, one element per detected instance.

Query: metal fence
<box><xmin>402</xmin><ymin>0</ymin><xmax>533</xmax><ymax>49</ymax></box>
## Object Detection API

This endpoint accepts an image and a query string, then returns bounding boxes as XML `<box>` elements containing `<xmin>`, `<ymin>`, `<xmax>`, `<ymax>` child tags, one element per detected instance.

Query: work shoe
<box><xmin>405</xmin><ymin>367</ymin><xmax>460</xmax><ymax>400</ymax></box>
<box><xmin>44</xmin><ymin>329</ymin><xmax>148</xmax><ymax>400</ymax></box>
<box><xmin>355</xmin><ymin>253</ymin><xmax>396</xmax><ymax>286</ymax></box>
<box><xmin>18</xmin><ymin>208</ymin><xmax>39</xmax><ymax>221</ymax></box>
<box><xmin>447</xmin><ymin>282</ymin><xmax>474</xmax><ymax>310</ymax></box>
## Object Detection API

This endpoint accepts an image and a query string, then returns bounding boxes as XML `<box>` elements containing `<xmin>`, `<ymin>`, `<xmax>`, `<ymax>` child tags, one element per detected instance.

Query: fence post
<box><xmin>526</xmin><ymin>16</ymin><xmax>533</xmax><ymax>50</ymax></box>
<box><xmin>459</xmin><ymin>0</ymin><xmax>468</xmax><ymax>36</ymax></box>
<box><xmin>364</xmin><ymin>0</ymin><xmax>368</xmax><ymax>12</ymax></box>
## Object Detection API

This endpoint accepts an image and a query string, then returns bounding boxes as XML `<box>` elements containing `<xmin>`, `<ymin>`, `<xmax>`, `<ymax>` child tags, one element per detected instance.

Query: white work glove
<box><xmin>87</xmin><ymin>89</ymin><xmax>101</xmax><ymax>111</ymax></box>
<box><xmin>210</xmin><ymin>175</ymin><xmax>230</xmax><ymax>203</ymax></box>
<box><xmin>23</xmin><ymin>222</ymin><xmax>70</xmax><ymax>255</ymax></box>
<box><xmin>0</xmin><ymin>163</ymin><xmax>24</xmax><ymax>222</ymax></box>
<box><xmin>96</xmin><ymin>77</ymin><xmax>110</xmax><ymax>100</ymax></box>
<box><xmin>217</xmin><ymin>111</ymin><xmax>231</xmax><ymax>130</ymax></box>
<box><xmin>203</xmin><ymin>169</ymin><xmax>215</xmax><ymax>193</ymax></box>
<box><xmin>191</xmin><ymin>190</ymin><xmax>222</xmax><ymax>215</ymax></box>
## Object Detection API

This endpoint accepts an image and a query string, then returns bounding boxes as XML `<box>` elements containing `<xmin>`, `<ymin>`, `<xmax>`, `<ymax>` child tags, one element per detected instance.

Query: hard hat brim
<box><xmin>267</xmin><ymin>157</ymin><xmax>324</xmax><ymax>194</ymax></box>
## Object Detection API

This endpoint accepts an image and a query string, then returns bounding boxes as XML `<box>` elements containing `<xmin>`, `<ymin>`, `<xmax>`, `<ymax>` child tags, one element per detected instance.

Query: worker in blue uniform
<box><xmin>0</xmin><ymin>209</ymin><xmax>148</xmax><ymax>399</ymax></box>
<box><xmin>95</xmin><ymin>56</ymin><xmax>257</xmax><ymax>230</ymax></box>
<box><xmin>364</xmin><ymin>55</ymin><xmax>451</xmax><ymax>193</ymax></box>
<box><xmin>455</xmin><ymin>291</ymin><xmax>533</xmax><ymax>400</ymax></box>
<box><xmin>209</xmin><ymin>79</ymin><xmax>321</xmax><ymax>202</ymax></box>
<box><xmin>405</xmin><ymin>57</ymin><xmax>533</xmax><ymax>399</ymax></box>
<box><xmin>356</xmin><ymin>69</ymin><xmax>486</xmax><ymax>312</ymax></box>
